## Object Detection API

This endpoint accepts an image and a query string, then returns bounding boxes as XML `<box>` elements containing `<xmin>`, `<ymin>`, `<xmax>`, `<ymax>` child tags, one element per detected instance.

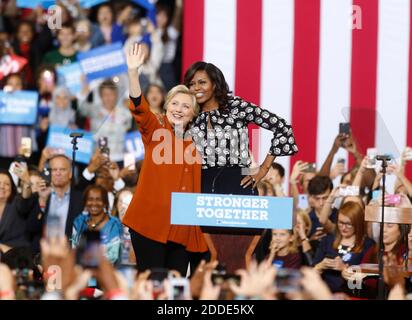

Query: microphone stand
<box><xmin>376</xmin><ymin>155</ymin><xmax>390</xmax><ymax>300</ymax></box>
<box><xmin>70</xmin><ymin>133</ymin><xmax>83</xmax><ymax>187</ymax></box>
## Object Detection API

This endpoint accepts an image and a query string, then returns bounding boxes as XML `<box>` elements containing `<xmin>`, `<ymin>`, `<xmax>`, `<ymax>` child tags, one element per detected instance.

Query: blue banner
<box><xmin>0</xmin><ymin>91</ymin><xmax>38</xmax><ymax>125</ymax></box>
<box><xmin>17</xmin><ymin>0</ymin><xmax>55</xmax><ymax>9</ymax></box>
<box><xmin>56</xmin><ymin>62</ymin><xmax>83</xmax><ymax>96</ymax></box>
<box><xmin>78</xmin><ymin>42</ymin><xmax>128</xmax><ymax>82</ymax></box>
<box><xmin>17</xmin><ymin>0</ymin><xmax>105</xmax><ymax>8</ymax></box>
<box><xmin>79</xmin><ymin>0</ymin><xmax>107</xmax><ymax>8</ymax></box>
<box><xmin>124</xmin><ymin>131</ymin><xmax>145</xmax><ymax>161</ymax></box>
<box><xmin>46</xmin><ymin>126</ymin><xmax>94</xmax><ymax>164</ymax></box>
<box><xmin>171</xmin><ymin>193</ymin><xmax>293</xmax><ymax>229</ymax></box>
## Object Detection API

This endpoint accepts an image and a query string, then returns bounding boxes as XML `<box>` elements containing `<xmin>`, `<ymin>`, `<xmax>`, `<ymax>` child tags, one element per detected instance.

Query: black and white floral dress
<box><xmin>190</xmin><ymin>95</ymin><xmax>298</xmax><ymax>170</ymax></box>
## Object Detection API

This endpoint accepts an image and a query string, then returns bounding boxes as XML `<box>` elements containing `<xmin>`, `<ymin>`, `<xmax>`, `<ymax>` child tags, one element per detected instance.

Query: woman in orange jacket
<box><xmin>122</xmin><ymin>43</ymin><xmax>207</xmax><ymax>275</ymax></box>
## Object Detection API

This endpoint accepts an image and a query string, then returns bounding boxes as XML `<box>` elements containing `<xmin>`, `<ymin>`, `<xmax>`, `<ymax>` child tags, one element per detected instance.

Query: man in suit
<box><xmin>25</xmin><ymin>155</ymin><xmax>83</xmax><ymax>254</ymax></box>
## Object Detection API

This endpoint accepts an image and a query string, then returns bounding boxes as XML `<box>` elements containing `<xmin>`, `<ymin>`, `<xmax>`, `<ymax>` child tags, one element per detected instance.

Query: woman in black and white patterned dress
<box><xmin>184</xmin><ymin>61</ymin><xmax>298</xmax><ymax>197</ymax></box>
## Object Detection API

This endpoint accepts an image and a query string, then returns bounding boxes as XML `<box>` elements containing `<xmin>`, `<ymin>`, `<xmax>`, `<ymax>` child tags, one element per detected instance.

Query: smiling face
<box><xmin>165</xmin><ymin>92</ymin><xmax>196</xmax><ymax>128</ymax></box>
<box><xmin>187</xmin><ymin>70</ymin><xmax>217</xmax><ymax>108</ymax></box>
<box><xmin>86</xmin><ymin>189</ymin><xmax>106</xmax><ymax>217</ymax></box>
<box><xmin>0</xmin><ymin>174</ymin><xmax>12</xmax><ymax>202</ymax></box>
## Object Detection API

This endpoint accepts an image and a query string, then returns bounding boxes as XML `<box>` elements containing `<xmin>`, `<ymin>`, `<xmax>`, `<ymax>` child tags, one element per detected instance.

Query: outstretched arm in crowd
<box><xmin>318</xmin><ymin>134</ymin><xmax>347</xmax><ymax>177</ymax></box>
<box><xmin>289</xmin><ymin>161</ymin><xmax>309</xmax><ymax>205</ymax></box>
<box><xmin>318</xmin><ymin>187</ymin><xmax>338</xmax><ymax>234</ymax></box>
<box><xmin>388</xmin><ymin>163</ymin><xmax>412</xmax><ymax>197</ymax></box>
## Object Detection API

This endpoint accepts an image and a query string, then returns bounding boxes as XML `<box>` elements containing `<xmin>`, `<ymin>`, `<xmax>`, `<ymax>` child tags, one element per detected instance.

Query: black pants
<box><xmin>129</xmin><ymin>229</ymin><xmax>189</xmax><ymax>276</ymax></box>
<box><xmin>201</xmin><ymin>166</ymin><xmax>261</xmax><ymax>236</ymax></box>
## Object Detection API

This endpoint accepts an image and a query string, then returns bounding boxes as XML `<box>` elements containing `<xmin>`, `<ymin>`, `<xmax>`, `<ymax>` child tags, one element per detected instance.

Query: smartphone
<box><xmin>98</xmin><ymin>136</ymin><xmax>108</xmax><ymax>149</ymax></box>
<box><xmin>40</xmin><ymin>168</ymin><xmax>51</xmax><ymax>187</ymax></box>
<box><xmin>14</xmin><ymin>154</ymin><xmax>27</xmax><ymax>165</ymax></box>
<box><xmin>325</xmin><ymin>253</ymin><xmax>337</xmax><ymax>259</ymax></box>
<box><xmin>167</xmin><ymin>278</ymin><xmax>190</xmax><ymax>300</ymax></box>
<box><xmin>46</xmin><ymin>214</ymin><xmax>62</xmax><ymax>240</ymax></box>
<box><xmin>339</xmin><ymin>122</ymin><xmax>350</xmax><ymax>135</ymax></box>
<box><xmin>21</xmin><ymin>137</ymin><xmax>32</xmax><ymax>158</ymax></box>
<box><xmin>275</xmin><ymin>268</ymin><xmax>302</xmax><ymax>293</ymax></box>
<box><xmin>302</xmin><ymin>163</ymin><xmax>316</xmax><ymax>173</ymax></box>
<box><xmin>385</xmin><ymin>194</ymin><xmax>401</xmax><ymax>206</ymax></box>
<box><xmin>76</xmin><ymin>230</ymin><xmax>101</xmax><ymax>269</ymax></box>
<box><xmin>101</xmin><ymin>147</ymin><xmax>110</xmax><ymax>159</ymax></box>
<box><xmin>366</xmin><ymin>148</ymin><xmax>378</xmax><ymax>169</ymax></box>
<box><xmin>337</xmin><ymin>158</ymin><xmax>346</xmax><ymax>165</ymax></box>
<box><xmin>123</xmin><ymin>153</ymin><xmax>136</xmax><ymax>170</ymax></box>
<box><xmin>149</xmin><ymin>268</ymin><xmax>169</xmax><ymax>299</ymax></box>
<box><xmin>297</xmin><ymin>194</ymin><xmax>309</xmax><ymax>210</ymax></box>
<box><xmin>339</xmin><ymin>185</ymin><xmax>360</xmax><ymax>197</ymax></box>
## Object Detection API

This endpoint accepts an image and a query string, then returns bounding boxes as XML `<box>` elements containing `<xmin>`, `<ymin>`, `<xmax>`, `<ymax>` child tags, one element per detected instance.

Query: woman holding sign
<box><xmin>122</xmin><ymin>43</ymin><xmax>207</xmax><ymax>275</ymax></box>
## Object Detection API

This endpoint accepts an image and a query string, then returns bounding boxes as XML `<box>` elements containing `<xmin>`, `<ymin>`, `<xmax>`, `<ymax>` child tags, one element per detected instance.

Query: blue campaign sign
<box><xmin>79</xmin><ymin>0</ymin><xmax>107</xmax><ymax>8</ymax></box>
<box><xmin>171</xmin><ymin>193</ymin><xmax>293</xmax><ymax>229</ymax></box>
<box><xmin>124</xmin><ymin>131</ymin><xmax>145</xmax><ymax>161</ymax></box>
<box><xmin>56</xmin><ymin>62</ymin><xmax>83</xmax><ymax>96</ymax></box>
<box><xmin>78</xmin><ymin>42</ymin><xmax>128</xmax><ymax>82</ymax></box>
<box><xmin>0</xmin><ymin>91</ymin><xmax>38</xmax><ymax>125</ymax></box>
<box><xmin>17</xmin><ymin>0</ymin><xmax>55</xmax><ymax>8</ymax></box>
<box><xmin>46</xmin><ymin>126</ymin><xmax>94</xmax><ymax>164</ymax></box>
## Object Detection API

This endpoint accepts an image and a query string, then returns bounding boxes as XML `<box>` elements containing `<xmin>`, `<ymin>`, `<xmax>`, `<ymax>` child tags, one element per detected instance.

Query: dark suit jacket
<box><xmin>24</xmin><ymin>188</ymin><xmax>84</xmax><ymax>254</ymax></box>
<box><xmin>0</xmin><ymin>198</ymin><xmax>31</xmax><ymax>248</ymax></box>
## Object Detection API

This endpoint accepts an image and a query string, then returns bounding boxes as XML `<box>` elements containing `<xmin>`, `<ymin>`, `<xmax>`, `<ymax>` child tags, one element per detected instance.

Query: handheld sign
<box><xmin>0</xmin><ymin>91</ymin><xmax>38</xmax><ymax>125</ymax></box>
<box><xmin>171</xmin><ymin>193</ymin><xmax>293</xmax><ymax>229</ymax></box>
<box><xmin>56</xmin><ymin>62</ymin><xmax>83</xmax><ymax>96</ymax></box>
<box><xmin>78</xmin><ymin>42</ymin><xmax>128</xmax><ymax>82</ymax></box>
<box><xmin>124</xmin><ymin>131</ymin><xmax>145</xmax><ymax>161</ymax></box>
<box><xmin>46</xmin><ymin>126</ymin><xmax>94</xmax><ymax>164</ymax></box>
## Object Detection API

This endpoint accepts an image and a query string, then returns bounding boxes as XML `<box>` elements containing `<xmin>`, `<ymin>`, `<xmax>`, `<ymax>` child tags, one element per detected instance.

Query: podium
<box><xmin>170</xmin><ymin>193</ymin><xmax>294</xmax><ymax>275</ymax></box>
<box><xmin>201</xmin><ymin>227</ymin><xmax>263</xmax><ymax>274</ymax></box>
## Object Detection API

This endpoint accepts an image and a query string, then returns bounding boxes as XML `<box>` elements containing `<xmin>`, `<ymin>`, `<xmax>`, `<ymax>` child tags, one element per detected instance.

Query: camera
<box><xmin>167</xmin><ymin>278</ymin><xmax>191</xmax><ymax>300</ymax></box>
<box><xmin>98</xmin><ymin>137</ymin><xmax>110</xmax><ymax>159</ymax></box>
<box><xmin>149</xmin><ymin>268</ymin><xmax>169</xmax><ymax>299</ymax></box>
<box><xmin>302</xmin><ymin>163</ymin><xmax>316</xmax><ymax>173</ymax></box>
<box><xmin>40</xmin><ymin>168</ymin><xmax>51</xmax><ymax>187</ymax></box>
<box><xmin>366</xmin><ymin>148</ymin><xmax>378</xmax><ymax>169</ymax></box>
<box><xmin>339</xmin><ymin>122</ymin><xmax>350</xmax><ymax>135</ymax></box>
<box><xmin>76</xmin><ymin>230</ymin><xmax>101</xmax><ymax>269</ymax></box>
<box><xmin>338</xmin><ymin>186</ymin><xmax>359</xmax><ymax>197</ymax></box>
<box><xmin>275</xmin><ymin>268</ymin><xmax>302</xmax><ymax>294</ymax></box>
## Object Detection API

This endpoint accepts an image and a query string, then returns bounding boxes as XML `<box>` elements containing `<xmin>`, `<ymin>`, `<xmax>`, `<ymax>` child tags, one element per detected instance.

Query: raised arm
<box><xmin>318</xmin><ymin>134</ymin><xmax>347</xmax><ymax>177</ymax></box>
<box><xmin>127</xmin><ymin>43</ymin><xmax>145</xmax><ymax>98</ymax></box>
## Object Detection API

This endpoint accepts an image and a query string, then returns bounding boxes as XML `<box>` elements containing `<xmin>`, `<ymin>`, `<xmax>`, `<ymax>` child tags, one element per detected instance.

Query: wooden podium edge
<box><xmin>202</xmin><ymin>233</ymin><xmax>262</xmax><ymax>270</ymax></box>
<box><xmin>365</xmin><ymin>205</ymin><xmax>412</xmax><ymax>224</ymax></box>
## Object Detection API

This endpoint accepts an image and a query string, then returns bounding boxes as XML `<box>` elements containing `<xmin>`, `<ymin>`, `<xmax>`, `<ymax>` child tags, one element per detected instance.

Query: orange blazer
<box><xmin>122</xmin><ymin>95</ymin><xmax>207</xmax><ymax>253</ymax></box>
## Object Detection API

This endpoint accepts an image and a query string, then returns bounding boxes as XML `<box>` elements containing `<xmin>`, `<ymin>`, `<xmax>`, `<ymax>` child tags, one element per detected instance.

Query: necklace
<box><xmin>338</xmin><ymin>244</ymin><xmax>354</xmax><ymax>256</ymax></box>
<box><xmin>88</xmin><ymin>214</ymin><xmax>107</xmax><ymax>230</ymax></box>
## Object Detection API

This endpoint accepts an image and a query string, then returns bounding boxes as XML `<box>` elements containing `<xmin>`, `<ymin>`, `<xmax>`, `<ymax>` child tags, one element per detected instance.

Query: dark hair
<box><xmin>307</xmin><ymin>175</ymin><xmax>333</xmax><ymax>196</ymax></box>
<box><xmin>0</xmin><ymin>169</ymin><xmax>17</xmax><ymax>203</ymax></box>
<box><xmin>156</xmin><ymin>3</ymin><xmax>172</xmax><ymax>43</ymax></box>
<box><xmin>183</xmin><ymin>61</ymin><xmax>231</xmax><ymax>111</ymax></box>
<box><xmin>16</xmin><ymin>20</ymin><xmax>35</xmax><ymax>40</ymax></box>
<box><xmin>82</xmin><ymin>185</ymin><xmax>109</xmax><ymax>212</ymax></box>
<box><xmin>270</xmin><ymin>162</ymin><xmax>285</xmax><ymax>178</ymax></box>
<box><xmin>56</xmin><ymin>22</ymin><xmax>76</xmax><ymax>36</ymax></box>
<box><xmin>98</xmin><ymin>79</ymin><xmax>118</xmax><ymax>96</ymax></box>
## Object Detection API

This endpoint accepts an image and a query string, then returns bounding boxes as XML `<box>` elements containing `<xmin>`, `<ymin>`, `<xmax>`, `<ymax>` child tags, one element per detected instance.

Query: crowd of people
<box><xmin>0</xmin><ymin>0</ymin><xmax>412</xmax><ymax>301</ymax></box>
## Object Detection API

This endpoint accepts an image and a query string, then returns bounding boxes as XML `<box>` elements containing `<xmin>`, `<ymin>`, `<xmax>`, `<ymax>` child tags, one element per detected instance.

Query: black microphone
<box><xmin>69</xmin><ymin>132</ymin><xmax>84</xmax><ymax>138</ymax></box>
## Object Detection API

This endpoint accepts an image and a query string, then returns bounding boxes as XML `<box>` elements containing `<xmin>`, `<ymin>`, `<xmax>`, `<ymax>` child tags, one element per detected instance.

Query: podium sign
<box><xmin>171</xmin><ymin>193</ymin><xmax>293</xmax><ymax>229</ymax></box>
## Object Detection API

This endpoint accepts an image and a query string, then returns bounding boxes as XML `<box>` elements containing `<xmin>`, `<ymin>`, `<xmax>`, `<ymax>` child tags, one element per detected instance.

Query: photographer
<box><xmin>21</xmin><ymin>155</ymin><xmax>83</xmax><ymax>255</ymax></box>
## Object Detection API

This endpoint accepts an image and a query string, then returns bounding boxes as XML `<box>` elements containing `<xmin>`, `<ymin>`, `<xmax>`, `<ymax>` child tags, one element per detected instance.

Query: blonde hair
<box><xmin>164</xmin><ymin>84</ymin><xmax>199</xmax><ymax>116</ymax></box>
<box><xmin>295</xmin><ymin>209</ymin><xmax>312</xmax><ymax>237</ymax></box>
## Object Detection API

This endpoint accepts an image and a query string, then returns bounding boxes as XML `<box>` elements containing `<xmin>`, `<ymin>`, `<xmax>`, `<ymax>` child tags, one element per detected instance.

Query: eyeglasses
<box><xmin>337</xmin><ymin>220</ymin><xmax>353</xmax><ymax>229</ymax></box>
